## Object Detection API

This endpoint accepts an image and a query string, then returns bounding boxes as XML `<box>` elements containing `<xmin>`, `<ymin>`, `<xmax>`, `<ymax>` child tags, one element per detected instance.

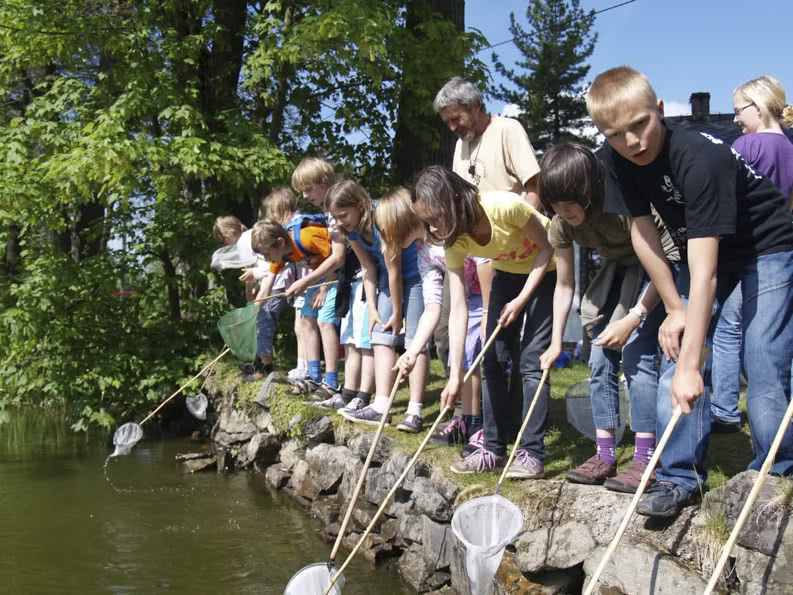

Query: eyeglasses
<box><xmin>734</xmin><ymin>103</ymin><xmax>755</xmax><ymax>117</ymax></box>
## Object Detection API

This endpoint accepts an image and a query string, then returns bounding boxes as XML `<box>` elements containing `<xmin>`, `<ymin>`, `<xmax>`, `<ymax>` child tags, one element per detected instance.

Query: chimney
<box><xmin>690</xmin><ymin>92</ymin><xmax>710</xmax><ymax>121</ymax></box>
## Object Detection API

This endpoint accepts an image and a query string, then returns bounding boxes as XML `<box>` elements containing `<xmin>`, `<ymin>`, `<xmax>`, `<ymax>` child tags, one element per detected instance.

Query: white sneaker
<box><xmin>341</xmin><ymin>397</ymin><xmax>366</xmax><ymax>412</ymax></box>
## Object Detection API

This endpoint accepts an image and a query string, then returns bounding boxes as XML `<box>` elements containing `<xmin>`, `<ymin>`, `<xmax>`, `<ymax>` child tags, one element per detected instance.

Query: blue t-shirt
<box><xmin>349</xmin><ymin>226</ymin><xmax>419</xmax><ymax>282</ymax></box>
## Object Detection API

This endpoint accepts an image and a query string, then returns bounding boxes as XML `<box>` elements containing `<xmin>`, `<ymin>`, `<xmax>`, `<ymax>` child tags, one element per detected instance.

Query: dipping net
<box><xmin>210</xmin><ymin>244</ymin><xmax>258</xmax><ymax>271</ymax></box>
<box><xmin>217</xmin><ymin>303</ymin><xmax>258</xmax><ymax>361</ymax></box>
<box><xmin>451</xmin><ymin>494</ymin><xmax>523</xmax><ymax>595</ymax></box>
<box><xmin>284</xmin><ymin>563</ymin><xmax>345</xmax><ymax>595</ymax></box>
<box><xmin>112</xmin><ymin>422</ymin><xmax>144</xmax><ymax>457</ymax></box>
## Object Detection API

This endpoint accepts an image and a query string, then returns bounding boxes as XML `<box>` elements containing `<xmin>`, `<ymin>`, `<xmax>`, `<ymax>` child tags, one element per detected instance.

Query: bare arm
<box><xmin>498</xmin><ymin>215</ymin><xmax>554</xmax><ymax>327</ymax></box>
<box><xmin>255</xmin><ymin>272</ymin><xmax>276</xmax><ymax>306</ymax></box>
<box><xmin>350</xmin><ymin>241</ymin><xmax>381</xmax><ymax>334</ymax></box>
<box><xmin>540</xmin><ymin>246</ymin><xmax>574</xmax><ymax>369</ymax></box>
<box><xmin>287</xmin><ymin>237</ymin><xmax>345</xmax><ymax>294</ymax></box>
<box><xmin>524</xmin><ymin>175</ymin><xmax>540</xmax><ymax>209</ymax></box>
<box><xmin>394</xmin><ymin>303</ymin><xmax>441</xmax><ymax>377</ymax></box>
<box><xmin>383</xmin><ymin>249</ymin><xmax>404</xmax><ymax>335</ymax></box>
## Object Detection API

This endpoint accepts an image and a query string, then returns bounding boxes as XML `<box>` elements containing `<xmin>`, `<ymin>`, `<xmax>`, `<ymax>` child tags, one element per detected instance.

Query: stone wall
<box><xmin>180</xmin><ymin>371</ymin><xmax>793</xmax><ymax>594</ymax></box>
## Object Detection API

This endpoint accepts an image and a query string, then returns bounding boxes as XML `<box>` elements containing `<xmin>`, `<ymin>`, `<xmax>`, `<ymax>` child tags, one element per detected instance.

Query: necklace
<box><xmin>467</xmin><ymin>116</ymin><xmax>491</xmax><ymax>178</ymax></box>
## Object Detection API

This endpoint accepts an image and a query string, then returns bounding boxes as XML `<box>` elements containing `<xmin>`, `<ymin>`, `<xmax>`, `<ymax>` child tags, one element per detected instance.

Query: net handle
<box><xmin>583</xmin><ymin>404</ymin><xmax>682</xmax><ymax>595</ymax></box>
<box><xmin>328</xmin><ymin>370</ymin><xmax>403</xmax><ymax>562</ymax></box>
<box><xmin>494</xmin><ymin>366</ymin><xmax>550</xmax><ymax>494</ymax></box>
<box><xmin>139</xmin><ymin>347</ymin><xmax>230</xmax><ymax>426</ymax></box>
<box><xmin>252</xmin><ymin>280</ymin><xmax>339</xmax><ymax>304</ymax></box>
<box><xmin>324</xmin><ymin>324</ymin><xmax>502</xmax><ymax>595</ymax></box>
<box><xmin>704</xmin><ymin>392</ymin><xmax>793</xmax><ymax>594</ymax></box>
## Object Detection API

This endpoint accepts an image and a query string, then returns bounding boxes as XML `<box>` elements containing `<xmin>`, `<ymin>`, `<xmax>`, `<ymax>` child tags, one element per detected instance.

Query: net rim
<box><xmin>284</xmin><ymin>562</ymin><xmax>345</xmax><ymax>595</ymax></box>
<box><xmin>451</xmin><ymin>493</ymin><xmax>524</xmax><ymax>550</ymax></box>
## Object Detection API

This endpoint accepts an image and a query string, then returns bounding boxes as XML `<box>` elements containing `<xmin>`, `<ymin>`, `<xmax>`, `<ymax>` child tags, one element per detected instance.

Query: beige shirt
<box><xmin>452</xmin><ymin>116</ymin><xmax>540</xmax><ymax>194</ymax></box>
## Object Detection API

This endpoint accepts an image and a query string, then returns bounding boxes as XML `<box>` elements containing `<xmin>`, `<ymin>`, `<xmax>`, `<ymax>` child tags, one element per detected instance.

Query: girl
<box><xmin>326</xmin><ymin>181</ymin><xmax>427</xmax><ymax>433</ymax></box>
<box><xmin>537</xmin><ymin>143</ymin><xmax>677</xmax><ymax>493</ymax></box>
<box><xmin>413</xmin><ymin>165</ymin><xmax>554</xmax><ymax>478</ymax></box>
<box><xmin>376</xmin><ymin>188</ymin><xmax>491</xmax><ymax>450</ymax></box>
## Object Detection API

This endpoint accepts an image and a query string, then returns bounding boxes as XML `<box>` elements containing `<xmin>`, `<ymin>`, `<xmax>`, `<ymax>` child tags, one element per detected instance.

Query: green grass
<box><xmin>229</xmin><ymin>354</ymin><xmax>755</xmax><ymax>495</ymax></box>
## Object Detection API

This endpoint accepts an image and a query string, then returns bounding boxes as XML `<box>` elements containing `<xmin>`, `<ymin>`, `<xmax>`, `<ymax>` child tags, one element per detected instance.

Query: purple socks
<box><xmin>634</xmin><ymin>436</ymin><xmax>656</xmax><ymax>464</ymax></box>
<box><xmin>596</xmin><ymin>435</ymin><xmax>616</xmax><ymax>466</ymax></box>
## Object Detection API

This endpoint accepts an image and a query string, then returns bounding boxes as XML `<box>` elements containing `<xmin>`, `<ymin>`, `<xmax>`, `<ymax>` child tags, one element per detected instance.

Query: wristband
<box><xmin>628</xmin><ymin>305</ymin><xmax>647</xmax><ymax>324</ymax></box>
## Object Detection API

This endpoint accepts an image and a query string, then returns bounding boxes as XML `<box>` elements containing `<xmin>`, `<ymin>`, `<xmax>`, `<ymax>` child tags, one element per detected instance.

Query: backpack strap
<box><xmin>283</xmin><ymin>214</ymin><xmax>327</xmax><ymax>262</ymax></box>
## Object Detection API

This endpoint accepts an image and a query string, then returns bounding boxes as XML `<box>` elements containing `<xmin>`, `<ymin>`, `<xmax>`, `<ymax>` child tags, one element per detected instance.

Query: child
<box><xmin>213</xmin><ymin>215</ymin><xmax>273</xmax><ymax>380</ymax></box>
<box><xmin>376</xmin><ymin>188</ymin><xmax>491</xmax><ymax>449</ymax></box>
<box><xmin>289</xmin><ymin>158</ymin><xmax>347</xmax><ymax>399</ymax></box>
<box><xmin>326</xmin><ymin>181</ymin><xmax>427</xmax><ymax>433</ymax></box>
<box><xmin>413</xmin><ymin>165</ymin><xmax>555</xmax><ymax>478</ymax></box>
<box><xmin>587</xmin><ymin>66</ymin><xmax>793</xmax><ymax>518</ymax></box>
<box><xmin>537</xmin><ymin>143</ymin><xmax>679</xmax><ymax>492</ymax></box>
<box><xmin>251</xmin><ymin>216</ymin><xmax>339</xmax><ymax>396</ymax></box>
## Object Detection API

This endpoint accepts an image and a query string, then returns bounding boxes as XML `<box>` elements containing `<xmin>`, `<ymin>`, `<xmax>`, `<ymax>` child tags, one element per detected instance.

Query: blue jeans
<box><xmin>708</xmin><ymin>283</ymin><xmax>743</xmax><ymax>424</ymax></box>
<box><xmin>481</xmin><ymin>270</ymin><xmax>555</xmax><ymax>459</ymax></box>
<box><xmin>656</xmin><ymin>253</ymin><xmax>793</xmax><ymax>493</ymax></box>
<box><xmin>589</xmin><ymin>277</ymin><xmax>661</xmax><ymax>434</ymax></box>
<box><xmin>257</xmin><ymin>296</ymin><xmax>286</xmax><ymax>358</ymax></box>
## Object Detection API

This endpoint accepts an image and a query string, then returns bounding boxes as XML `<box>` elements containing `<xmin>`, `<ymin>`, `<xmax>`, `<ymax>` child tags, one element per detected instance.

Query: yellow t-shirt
<box><xmin>445</xmin><ymin>191</ymin><xmax>556</xmax><ymax>275</ymax></box>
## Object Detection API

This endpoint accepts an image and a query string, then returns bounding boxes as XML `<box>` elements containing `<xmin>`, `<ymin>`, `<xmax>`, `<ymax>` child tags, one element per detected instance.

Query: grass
<box><xmin>221</xmin><ymin>353</ymin><xmax>756</xmax><ymax>495</ymax></box>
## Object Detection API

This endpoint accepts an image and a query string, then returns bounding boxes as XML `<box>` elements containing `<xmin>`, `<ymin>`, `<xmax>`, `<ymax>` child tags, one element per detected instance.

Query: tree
<box><xmin>492</xmin><ymin>0</ymin><xmax>597</xmax><ymax>152</ymax></box>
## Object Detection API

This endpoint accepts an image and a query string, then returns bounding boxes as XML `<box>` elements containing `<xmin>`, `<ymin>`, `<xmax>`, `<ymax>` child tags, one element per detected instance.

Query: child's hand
<box><xmin>593</xmin><ymin>315</ymin><xmax>638</xmax><ymax>350</ymax></box>
<box><xmin>311</xmin><ymin>286</ymin><xmax>327</xmax><ymax>309</ymax></box>
<box><xmin>498</xmin><ymin>298</ymin><xmax>525</xmax><ymax>327</ymax></box>
<box><xmin>440</xmin><ymin>376</ymin><xmax>461</xmax><ymax>410</ymax></box>
<box><xmin>239</xmin><ymin>268</ymin><xmax>256</xmax><ymax>283</ymax></box>
<box><xmin>368</xmin><ymin>306</ymin><xmax>384</xmax><ymax>337</ymax></box>
<box><xmin>659</xmin><ymin>309</ymin><xmax>686</xmax><ymax>361</ymax></box>
<box><xmin>382</xmin><ymin>310</ymin><xmax>402</xmax><ymax>335</ymax></box>
<box><xmin>539</xmin><ymin>345</ymin><xmax>561</xmax><ymax>371</ymax></box>
<box><xmin>393</xmin><ymin>352</ymin><xmax>416</xmax><ymax>377</ymax></box>
<box><xmin>286</xmin><ymin>278</ymin><xmax>309</xmax><ymax>297</ymax></box>
<box><xmin>670</xmin><ymin>365</ymin><xmax>704</xmax><ymax>414</ymax></box>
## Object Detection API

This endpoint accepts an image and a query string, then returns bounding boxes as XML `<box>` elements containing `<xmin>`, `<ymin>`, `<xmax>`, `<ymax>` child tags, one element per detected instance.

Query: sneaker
<box><xmin>636</xmin><ymin>481</ymin><xmax>699</xmax><ymax>518</ymax></box>
<box><xmin>566</xmin><ymin>454</ymin><xmax>617</xmax><ymax>485</ymax></box>
<box><xmin>430</xmin><ymin>416</ymin><xmax>466</xmax><ymax>445</ymax></box>
<box><xmin>450</xmin><ymin>448</ymin><xmax>505</xmax><ymax>475</ymax></box>
<box><xmin>397</xmin><ymin>414</ymin><xmax>423</xmax><ymax>434</ymax></box>
<box><xmin>306</xmin><ymin>381</ymin><xmax>340</xmax><ymax>403</ymax></box>
<box><xmin>604</xmin><ymin>458</ymin><xmax>656</xmax><ymax>493</ymax></box>
<box><xmin>711</xmin><ymin>418</ymin><xmax>741</xmax><ymax>433</ymax></box>
<box><xmin>505</xmin><ymin>449</ymin><xmax>544</xmax><ymax>480</ymax></box>
<box><xmin>339</xmin><ymin>405</ymin><xmax>391</xmax><ymax>426</ymax></box>
<box><xmin>341</xmin><ymin>397</ymin><xmax>366</xmax><ymax>412</ymax></box>
<box><xmin>462</xmin><ymin>428</ymin><xmax>484</xmax><ymax>457</ymax></box>
<box><xmin>315</xmin><ymin>393</ymin><xmax>348</xmax><ymax>411</ymax></box>
<box><xmin>288</xmin><ymin>366</ymin><xmax>306</xmax><ymax>381</ymax></box>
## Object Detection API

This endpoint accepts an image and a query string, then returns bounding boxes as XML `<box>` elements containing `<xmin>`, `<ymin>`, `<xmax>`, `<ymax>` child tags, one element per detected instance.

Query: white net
<box><xmin>111</xmin><ymin>422</ymin><xmax>144</xmax><ymax>457</ymax></box>
<box><xmin>284</xmin><ymin>563</ymin><xmax>345</xmax><ymax>595</ymax></box>
<box><xmin>451</xmin><ymin>494</ymin><xmax>523</xmax><ymax>595</ymax></box>
<box><xmin>210</xmin><ymin>245</ymin><xmax>258</xmax><ymax>271</ymax></box>
<box><xmin>186</xmin><ymin>393</ymin><xmax>208</xmax><ymax>420</ymax></box>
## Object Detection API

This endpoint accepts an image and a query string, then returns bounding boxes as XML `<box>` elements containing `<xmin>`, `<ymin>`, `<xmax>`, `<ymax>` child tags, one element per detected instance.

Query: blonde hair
<box><xmin>734</xmin><ymin>75</ymin><xmax>790</xmax><ymax>129</ymax></box>
<box><xmin>783</xmin><ymin>106</ymin><xmax>793</xmax><ymax>129</ymax></box>
<box><xmin>375</xmin><ymin>187</ymin><xmax>422</xmax><ymax>262</ymax></box>
<box><xmin>263</xmin><ymin>186</ymin><xmax>297</xmax><ymax>225</ymax></box>
<box><xmin>212</xmin><ymin>215</ymin><xmax>247</xmax><ymax>243</ymax></box>
<box><xmin>324</xmin><ymin>180</ymin><xmax>374</xmax><ymax>238</ymax></box>
<box><xmin>291</xmin><ymin>157</ymin><xmax>337</xmax><ymax>192</ymax></box>
<box><xmin>586</xmin><ymin>66</ymin><xmax>658</xmax><ymax>127</ymax></box>
<box><xmin>251</xmin><ymin>219</ymin><xmax>290</xmax><ymax>255</ymax></box>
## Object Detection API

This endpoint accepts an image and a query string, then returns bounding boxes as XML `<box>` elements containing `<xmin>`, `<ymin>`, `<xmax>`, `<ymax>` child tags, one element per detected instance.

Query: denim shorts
<box><xmin>371</xmin><ymin>275</ymin><xmax>425</xmax><ymax>349</ymax></box>
<box><xmin>339</xmin><ymin>279</ymin><xmax>371</xmax><ymax>350</ymax></box>
<box><xmin>257</xmin><ymin>296</ymin><xmax>286</xmax><ymax>357</ymax></box>
<box><xmin>302</xmin><ymin>281</ymin><xmax>338</xmax><ymax>324</ymax></box>
<box><xmin>448</xmin><ymin>293</ymin><xmax>483</xmax><ymax>370</ymax></box>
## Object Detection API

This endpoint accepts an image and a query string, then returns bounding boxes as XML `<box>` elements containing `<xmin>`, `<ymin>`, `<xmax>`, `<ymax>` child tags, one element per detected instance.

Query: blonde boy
<box><xmin>588</xmin><ymin>66</ymin><xmax>793</xmax><ymax>518</ymax></box>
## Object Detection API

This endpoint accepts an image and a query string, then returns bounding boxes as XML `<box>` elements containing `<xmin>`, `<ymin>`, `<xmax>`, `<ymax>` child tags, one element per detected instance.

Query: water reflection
<box><xmin>0</xmin><ymin>409</ymin><xmax>412</xmax><ymax>594</ymax></box>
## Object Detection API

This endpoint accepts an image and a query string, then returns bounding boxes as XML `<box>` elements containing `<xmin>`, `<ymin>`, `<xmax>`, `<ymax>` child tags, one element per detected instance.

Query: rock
<box><xmin>306</xmin><ymin>443</ymin><xmax>349</xmax><ymax>493</ymax></box>
<box><xmin>399</xmin><ymin>544</ymin><xmax>451</xmax><ymax>592</ymax></box>
<box><xmin>237</xmin><ymin>432</ymin><xmax>280</xmax><ymax>468</ymax></box>
<box><xmin>253</xmin><ymin>410</ymin><xmax>276</xmax><ymax>433</ymax></box>
<box><xmin>216</xmin><ymin>449</ymin><xmax>234</xmax><ymax>473</ymax></box>
<box><xmin>254</xmin><ymin>372</ymin><xmax>277</xmax><ymax>408</ymax></box>
<box><xmin>289</xmin><ymin>459</ymin><xmax>320</xmax><ymax>501</ymax></box>
<box><xmin>583</xmin><ymin>538</ymin><xmax>708</xmax><ymax>594</ymax></box>
<box><xmin>364</xmin><ymin>453</ymin><xmax>418</xmax><ymax>505</ymax></box>
<box><xmin>412</xmin><ymin>476</ymin><xmax>453</xmax><ymax>522</ymax></box>
<box><xmin>288</xmin><ymin>413</ymin><xmax>302</xmax><ymax>428</ymax></box>
<box><xmin>303</xmin><ymin>415</ymin><xmax>334</xmax><ymax>445</ymax></box>
<box><xmin>348</xmin><ymin>432</ymin><xmax>393</xmax><ymax>465</ymax></box>
<box><xmin>545</xmin><ymin>521</ymin><xmax>596</xmax><ymax>569</ymax></box>
<box><xmin>310</xmin><ymin>495</ymin><xmax>340</xmax><ymax>526</ymax></box>
<box><xmin>735</xmin><ymin>541</ymin><xmax>793</xmax><ymax>594</ymax></box>
<box><xmin>396</xmin><ymin>512</ymin><xmax>423</xmax><ymax>546</ymax></box>
<box><xmin>278</xmin><ymin>439</ymin><xmax>304</xmax><ymax>471</ymax></box>
<box><xmin>423</xmin><ymin>515</ymin><xmax>454</xmax><ymax>570</ymax></box>
<box><xmin>264</xmin><ymin>465</ymin><xmax>290</xmax><ymax>489</ymax></box>
<box><xmin>213</xmin><ymin>409</ymin><xmax>257</xmax><ymax>446</ymax></box>
<box><xmin>350</xmin><ymin>500</ymin><xmax>385</xmax><ymax>533</ymax></box>
<box><xmin>514</xmin><ymin>528</ymin><xmax>551</xmax><ymax>573</ymax></box>
<box><xmin>183</xmin><ymin>457</ymin><xmax>217</xmax><ymax>473</ymax></box>
<box><xmin>175</xmin><ymin>452</ymin><xmax>212</xmax><ymax>462</ymax></box>
<box><xmin>338</xmin><ymin>455</ymin><xmax>364</xmax><ymax>505</ymax></box>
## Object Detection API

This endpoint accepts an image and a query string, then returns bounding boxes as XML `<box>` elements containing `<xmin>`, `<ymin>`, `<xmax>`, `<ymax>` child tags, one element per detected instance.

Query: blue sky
<box><xmin>468</xmin><ymin>0</ymin><xmax>793</xmax><ymax>118</ymax></box>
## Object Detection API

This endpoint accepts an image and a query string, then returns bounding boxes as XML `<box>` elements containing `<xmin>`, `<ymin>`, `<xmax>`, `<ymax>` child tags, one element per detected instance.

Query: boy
<box><xmin>252</xmin><ymin>216</ymin><xmax>341</xmax><ymax>398</ymax></box>
<box><xmin>587</xmin><ymin>66</ymin><xmax>793</xmax><ymax>518</ymax></box>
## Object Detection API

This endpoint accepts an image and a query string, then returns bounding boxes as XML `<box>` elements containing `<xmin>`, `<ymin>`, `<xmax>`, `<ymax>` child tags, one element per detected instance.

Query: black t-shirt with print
<box><xmin>599</xmin><ymin>122</ymin><xmax>793</xmax><ymax>266</ymax></box>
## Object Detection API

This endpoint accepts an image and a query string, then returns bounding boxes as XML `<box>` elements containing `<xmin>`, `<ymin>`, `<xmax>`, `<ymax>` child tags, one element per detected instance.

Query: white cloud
<box><xmin>501</xmin><ymin>103</ymin><xmax>523</xmax><ymax>118</ymax></box>
<box><xmin>663</xmin><ymin>101</ymin><xmax>691</xmax><ymax>116</ymax></box>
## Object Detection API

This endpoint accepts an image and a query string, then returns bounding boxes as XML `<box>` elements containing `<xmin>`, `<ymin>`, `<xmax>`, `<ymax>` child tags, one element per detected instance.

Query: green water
<box><xmin>0</xmin><ymin>410</ymin><xmax>413</xmax><ymax>594</ymax></box>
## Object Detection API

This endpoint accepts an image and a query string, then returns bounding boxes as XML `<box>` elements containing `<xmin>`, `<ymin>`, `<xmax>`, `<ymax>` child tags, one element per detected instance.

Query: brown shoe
<box><xmin>604</xmin><ymin>458</ymin><xmax>655</xmax><ymax>493</ymax></box>
<box><xmin>566</xmin><ymin>454</ymin><xmax>617</xmax><ymax>485</ymax></box>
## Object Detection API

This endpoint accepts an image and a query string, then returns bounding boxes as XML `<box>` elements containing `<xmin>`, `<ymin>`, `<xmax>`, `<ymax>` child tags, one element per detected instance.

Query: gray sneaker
<box><xmin>341</xmin><ymin>397</ymin><xmax>366</xmax><ymax>412</ymax></box>
<box><xmin>450</xmin><ymin>448</ymin><xmax>505</xmax><ymax>475</ymax></box>
<box><xmin>315</xmin><ymin>393</ymin><xmax>348</xmax><ymax>411</ymax></box>
<box><xmin>397</xmin><ymin>414</ymin><xmax>422</xmax><ymax>434</ymax></box>
<box><xmin>505</xmin><ymin>448</ymin><xmax>544</xmax><ymax>479</ymax></box>
<box><xmin>339</xmin><ymin>405</ymin><xmax>391</xmax><ymax>426</ymax></box>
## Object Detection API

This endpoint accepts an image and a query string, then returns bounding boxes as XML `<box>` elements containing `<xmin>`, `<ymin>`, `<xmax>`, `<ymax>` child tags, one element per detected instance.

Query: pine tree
<box><xmin>492</xmin><ymin>0</ymin><xmax>597</xmax><ymax>151</ymax></box>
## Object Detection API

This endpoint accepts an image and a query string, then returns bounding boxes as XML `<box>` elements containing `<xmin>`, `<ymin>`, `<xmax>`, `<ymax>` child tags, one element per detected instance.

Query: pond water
<box><xmin>0</xmin><ymin>410</ymin><xmax>413</xmax><ymax>594</ymax></box>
